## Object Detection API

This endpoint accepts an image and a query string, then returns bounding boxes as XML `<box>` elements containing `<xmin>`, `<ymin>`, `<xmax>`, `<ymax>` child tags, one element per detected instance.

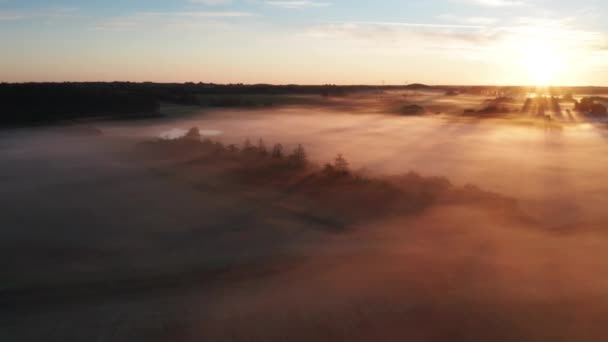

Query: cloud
<box><xmin>96</xmin><ymin>11</ymin><xmax>255</xmax><ymax>30</ymax></box>
<box><xmin>264</xmin><ymin>1</ymin><xmax>332</xmax><ymax>9</ymax></box>
<box><xmin>0</xmin><ymin>11</ymin><xmax>23</xmax><ymax>20</ymax></box>
<box><xmin>438</xmin><ymin>14</ymin><xmax>499</xmax><ymax>26</ymax></box>
<box><xmin>168</xmin><ymin>11</ymin><xmax>253</xmax><ymax>17</ymax></box>
<box><xmin>304</xmin><ymin>21</ymin><xmax>502</xmax><ymax>57</ymax></box>
<box><xmin>347</xmin><ymin>21</ymin><xmax>485</xmax><ymax>30</ymax></box>
<box><xmin>461</xmin><ymin>0</ymin><xmax>524</xmax><ymax>7</ymax></box>
<box><xmin>301</xmin><ymin>18</ymin><xmax>608</xmax><ymax>66</ymax></box>
<box><xmin>0</xmin><ymin>7</ymin><xmax>80</xmax><ymax>21</ymax></box>
<box><xmin>189</xmin><ymin>0</ymin><xmax>232</xmax><ymax>5</ymax></box>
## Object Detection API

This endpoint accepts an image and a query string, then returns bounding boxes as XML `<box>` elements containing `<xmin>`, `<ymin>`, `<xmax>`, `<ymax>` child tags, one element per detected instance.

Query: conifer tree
<box><xmin>289</xmin><ymin>144</ymin><xmax>307</xmax><ymax>167</ymax></box>
<box><xmin>271</xmin><ymin>144</ymin><xmax>284</xmax><ymax>159</ymax></box>
<box><xmin>334</xmin><ymin>153</ymin><xmax>349</xmax><ymax>173</ymax></box>
<box><xmin>258</xmin><ymin>138</ymin><xmax>268</xmax><ymax>156</ymax></box>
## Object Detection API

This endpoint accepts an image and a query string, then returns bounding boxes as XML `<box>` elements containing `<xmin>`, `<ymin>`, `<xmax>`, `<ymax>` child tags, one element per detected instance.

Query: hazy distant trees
<box><xmin>289</xmin><ymin>144</ymin><xmax>308</xmax><ymax>168</ymax></box>
<box><xmin>575</xmin><ymin>97</ymin><xmax>608</xmax><ymax>116</ymax></box>
<box><xmin>521</xmin><ymin>98</ymin><xmax>532</xmax><ymax>112</ymax></box>
<box><xmin>242</xmin><ymin>138</ymin><xmax>255</xmax><ymax>153</ymax></box>
<box><xmin>241</xmin><ymin>139</ymin><xmax>309</xmax><ymax>169</ymax></box>
<box><xmin>184</xmin><ymin>127</ymin><xmax>201</xmax><ymax>141</ymax></box>
<box><xmin>323</xmin><ymin>153</ymin><xmax>350</xmax><ymax>176</ymax></box>
<box><xmin>0</xmin><ymin>83</ymin><xmax>160</xmax><ymax>126</ymax></box>
<box><xmin>400</xmin><ymin>104</ymin><xmax>425</xmax><ymax>115</ymax></box>
<box><xmin>137</xmin><ymin>134</ymin><xmax>520</xmax><ymax>235</ymax></box>
<box><xmin>550</xmin><ymin>96</ymin><xmax>562</xmax><ymax>116</ymax></box>
<box><xmin>272</xmin><ymin>144</ymin><xmax>284</xmax><ymax>158</ymax></box>
<box><xmin>0</xmin><ymin>82</ymin><xmax>399</xmax><ymax>127</ymax></box>
<box><xmin>334</xmin><ymin>154</ymin><xmax>349</xmax><ymax>173</ymax></box>
<box><xmin>227</xmin><ymin>144</ymin><xmax>239</xmax><ymax>153</ymax></box>
<box><xmin>257</xmin><ymin>139</ymin><xmax>268</xmax><ymax>156</ymax></box>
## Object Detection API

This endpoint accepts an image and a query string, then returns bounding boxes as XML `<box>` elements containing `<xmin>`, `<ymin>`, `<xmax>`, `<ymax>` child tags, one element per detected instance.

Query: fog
<box><xmin>3</xmin><ymin>99</ymin><xmax>608</xmax><ymax>341</ymax></box>
<box><xmin>103</xmin><ymin>104</ymin><xmax>608</xmax><ymax>228</ymax></box>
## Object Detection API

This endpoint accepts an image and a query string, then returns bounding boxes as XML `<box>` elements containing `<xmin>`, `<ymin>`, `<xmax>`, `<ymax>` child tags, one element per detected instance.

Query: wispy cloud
<box><xmin>304</xmin><ymin>21</ymin><xmax>501</xmax><ymax>55</ymax></box>
<box><xmin>96</xmin><ymin>11</ymin><xmax>255</xmax><ymax>30</ymax></box>
<box><xmin>345</xmin><ymin>21</ymin><xmax>485</xmax><ymax>30</ymax></box>
<box><xmin>0</xmin><ymin>7</ymin><xmax>80</xmax><ymax>21</ymax></box>
<box><xmin>264</xmin><ymin>1</ymin><xmax>332</xmax><ymax>9</ymax></box>
<box><xmin>189</xmin><ymin>0</ymin><xmax>232</xmax><ymax>5</ymax></box>
<box><xmin>164</xmin><ymin>11</ymin><xmax>253</xmax><ymax>17</ymax></box>
<box><xmin>438</xmin><ymin>14</ymin><xmax>499</xmax><ymax>26</ymax></box>
<box><xmin>303</xmin><ymin>18</ymin><xmax>607</xmax><ymax>63</ymax></box>
<box><xmin>461</xmin><ymin>0</ymin><xmax>525</xmax><ymax>7</ymax></box>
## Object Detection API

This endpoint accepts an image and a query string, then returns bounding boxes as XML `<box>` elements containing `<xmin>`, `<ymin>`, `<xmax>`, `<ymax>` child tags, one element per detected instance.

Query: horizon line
<box><xmin>2</xmin><ymin>81</ymin><xmax>608</xmax><ymax>88</ymax></box>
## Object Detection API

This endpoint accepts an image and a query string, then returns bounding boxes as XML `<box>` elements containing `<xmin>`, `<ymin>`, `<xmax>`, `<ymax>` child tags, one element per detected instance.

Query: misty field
<box><xmin>3</xmin><ymin>90</ymin><xmax>608</xmax><ymax>341</ymax></box>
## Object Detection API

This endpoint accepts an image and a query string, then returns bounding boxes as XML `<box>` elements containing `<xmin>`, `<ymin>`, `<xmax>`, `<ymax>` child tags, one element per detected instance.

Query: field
<box><xmin>3</xmin><ymin>88</ymin><xmax>608</xmax><ymax>341</ymax></box>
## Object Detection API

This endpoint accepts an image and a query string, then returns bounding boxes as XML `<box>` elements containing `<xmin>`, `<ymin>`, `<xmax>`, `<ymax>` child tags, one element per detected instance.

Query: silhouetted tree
<box><xmin>214</xmin><ymin>141</ymin><xmax>226</xmax><ymax>152</ymax></box>
<box><xmin>289</xmin><ymin>144</ymin><xmax>307</xmax><ymax>167</ymax></box>
<box><xmin>521</xmin><ymin>98</ymin><xmax>532</xmax><ymax>112</ymax></box>
<box><xmin>334</xmin><ymin>154</ymin><xmax>349</xmax><ymax>174</ymax></box>
<box><xmin>257</xmin><ymin>139</ymin><xmax>268</xmax><ymax>156</ymax></box>
<box><xmin>576</xmin><ymin>97</ymin><xmax>608</xmax><ymax>116</ymax></box>
<box><xmin>184</xmin><ymin>127</ymin><xmax>201</xmax><ymax>141</ymax></box>
<box><xmin>271</xmin><ymin>144</ymin><xmax>284</xmax><ymax>159</ymax></box>
<box><xmin>201</xmin><ymin>137</ymin><xmax>213</xmax><ymax>146</ymax></box>
<box><xmin>227</xmin><ymin>144</ymin><xmax>239</xmax><ymax>153</ymax></box>
<box><xmin>592</xmin><ymin>103</ymin><xmax>608</xmax><ymax>116</ymax></box>
<box><xmin>242</xmin><ymin>138</ymin><xmax>258</xmax><ymax>155</ymax></box>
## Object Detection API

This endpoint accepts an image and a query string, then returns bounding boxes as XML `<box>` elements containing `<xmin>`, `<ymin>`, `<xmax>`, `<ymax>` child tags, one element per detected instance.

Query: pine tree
<box><xmin>242</xmin><ymin>138</ymin><xmax>253</xmax><ymax>153</ymax></box>
<box><xmin>184</xmin><ymin>127</ymin><xmax>201</xmax><ymax>141</ymax></box>
<box><xmin>258</xmin><ymin>138</ymin><xmax>268</xmax><ymax>156</ymax></box>
<box><xmin>227</xmin><ymin>144</ymin><xmax>238</xmax><ymax>153</ymax></box>
<box><xmin>334</xmin><ymin>153</ymin><xmax>349</xmax><ymax>174</ymax></box>
<box><xmin>214</xmin><ymin>141</ymin><xmax>225</xmax><ymax>152</ymax></box>
<box><xmin>289</xmin><ymin>144</ymin><xmax>307</xmax><ymax>168</ymax></box>
<box><xmin>271</xmin><ymin>144</ymin><xmax>284</xmax><ymax>159</ymax></box>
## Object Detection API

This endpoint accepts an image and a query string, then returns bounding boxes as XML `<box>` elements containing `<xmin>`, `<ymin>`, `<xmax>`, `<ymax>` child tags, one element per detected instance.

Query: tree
<box><xmin>289</xmin><ymin>144</ymin><xmax>307</xmax><ymax>167</ymax></box>
<box><xmin>521</xmin><ymin>98</ymin><xmax>532</xmax><ymax>112</ymax></box>
<box><xmin>184</xmin><ymin>127</ymin><xmax>201</xmax><ymax>141</ymax></box>
<box><xmin>576</xmin><ymin>97</ymin><xmax>608</xmax><ymax>116</ymax></box>
<box><xmin>242</xmin><ymin>138</ymin><xmax>254</xmax><ymax>153</ymax></box>
<box><xmin>271</xmin><ymin>144</ymin><xmax>284</xmax><ymax>159</ymax></box>
<box><xmin>257</xmin><ymin>138</ymin><xmax>268</xmax><ymax>156</ymax></box>
<box><xmin>591</xmin><ymin>103</ymin><xmax>608</xmax><ymax>116</ymax></box>
<box><xmin>213</xmin><ymin>141</ymin><xmax>225</xmax><ymax>152</ymax></box>
<box><xmin>334</xmin><ymin>154</ymin><xmax>349</xmax><ymax>174</ymax></box>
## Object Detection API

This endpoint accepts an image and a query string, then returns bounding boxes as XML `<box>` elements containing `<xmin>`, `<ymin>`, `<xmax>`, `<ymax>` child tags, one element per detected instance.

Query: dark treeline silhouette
<box><xmin>575</xmin><ymin>97</ymin><xmax>608</xmax><ymax>116</ymax></box>
<box><xmin>136</xmin><ymin>128</ymin><xmax>519</xmax><ymax>228</ymax></box>
<box><xmin>7</xmin><ymin>82</ymin><xmax>608</xmax><ymax>126</ymax></box>
<box><xmin>463</xmin><ymin>97</ymin><xmax>516</xmax><ymax>115</ymax></box>
<box><xmin>520</xmin><ymin>96</ymin><xmax>563</xmax><ymax>117</ymax></box>
<box><xmin>138</xmin><ymin>128</ymin><xmax>311</xmax><ymax>177</ymax></box>
<box><xmin>1</xmin><ymin>82</ymin><xmax>441</xmax><ymax>126</ymax></box>
<box><xmin>0</xmin><ymin>83</ymin><xmax>163</xmax><ymax>126</ymax></box>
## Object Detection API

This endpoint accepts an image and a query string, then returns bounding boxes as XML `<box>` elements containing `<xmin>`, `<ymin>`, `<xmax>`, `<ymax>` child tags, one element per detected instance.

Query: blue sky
<box><xmin>2</xmin><ymin>0</ymin><xmax>608</xmax><ymax>84</ymax></box>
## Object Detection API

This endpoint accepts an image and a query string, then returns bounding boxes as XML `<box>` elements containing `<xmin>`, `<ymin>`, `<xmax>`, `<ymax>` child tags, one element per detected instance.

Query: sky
<box><xmin>2</xmin><ymin>0</ymin><xmax>608</xmax><ymax>85</ymax></box>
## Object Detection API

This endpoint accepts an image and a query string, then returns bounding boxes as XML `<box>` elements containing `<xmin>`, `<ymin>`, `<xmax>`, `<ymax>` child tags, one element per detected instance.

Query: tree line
<box><xmin>0</xmin><ymin>82</ymin><xmax>437</xmax><ymax>127</ymax></box>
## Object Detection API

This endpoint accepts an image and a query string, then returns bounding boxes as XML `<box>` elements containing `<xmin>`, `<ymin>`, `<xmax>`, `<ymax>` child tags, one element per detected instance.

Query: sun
<box><xmin>517</xmin><ymin>40</ymin><xmax>568</xmax><ymax>86</ymax></box>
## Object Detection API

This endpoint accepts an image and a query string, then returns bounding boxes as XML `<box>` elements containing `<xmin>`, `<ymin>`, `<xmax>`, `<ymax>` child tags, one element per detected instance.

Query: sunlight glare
<box><xmin>517</xmin><ymin>37</ymin><xmax>568</xmax><ymax>86</ymax></box>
